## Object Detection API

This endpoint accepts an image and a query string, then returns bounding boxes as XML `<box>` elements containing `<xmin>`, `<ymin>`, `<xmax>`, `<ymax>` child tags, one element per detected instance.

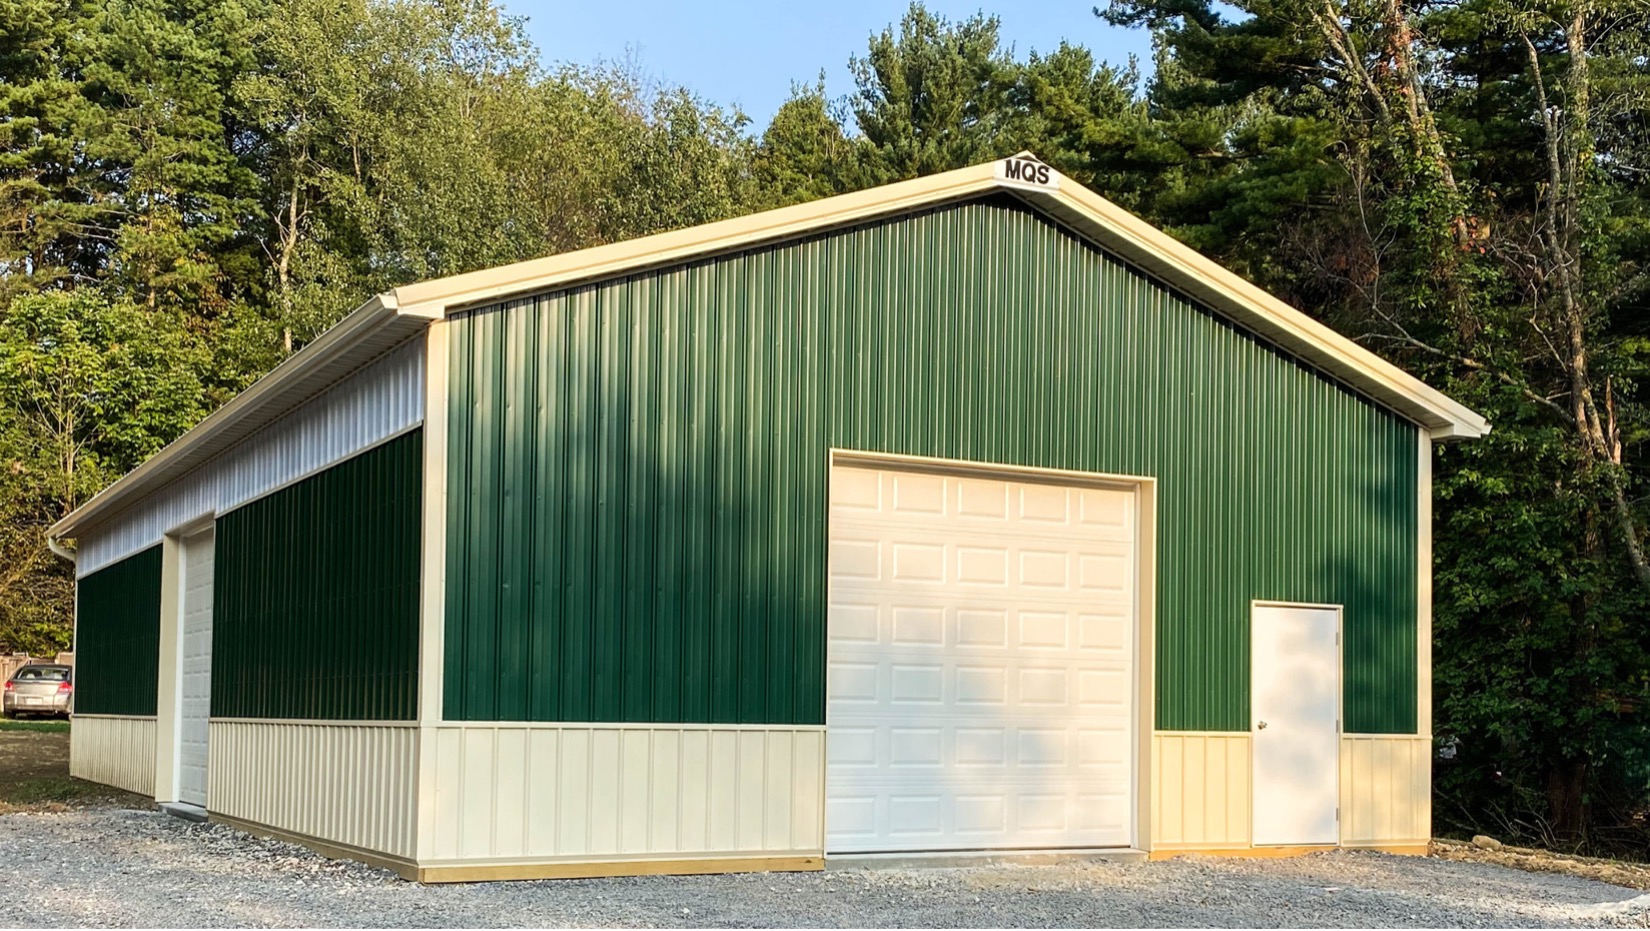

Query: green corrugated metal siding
<box><xmin>444</xmin><ymin>196</ymin><xmax>1419</xmax><ymax>733</ymax></box>
<box><xmin>212</xmin><ymin>431</ymin><xmax>423</xmax><ymax>720</ymax></box>
<box><xmin>73</xmin><ymin>545</ymin><xmax>163</xmax><ymax>715</ymax></box>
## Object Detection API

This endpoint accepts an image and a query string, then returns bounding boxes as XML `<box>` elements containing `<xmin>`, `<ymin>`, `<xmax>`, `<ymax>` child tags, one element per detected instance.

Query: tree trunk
<box><xmin>1545</xmin><ymin>757</ymin><xmax>1589</xmax><ymax>843</ymax></box>
<box><xmin>1522</xmin><ymin>13</ymin><xmax>1650</xmax><ymax>591</ymax></box>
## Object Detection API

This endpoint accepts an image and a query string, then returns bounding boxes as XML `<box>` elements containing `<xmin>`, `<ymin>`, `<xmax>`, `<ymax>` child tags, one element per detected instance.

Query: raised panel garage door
<box><xmin>826</xmin><ymin>462</ymin><xmax>1137</xmax><ymax>853</ymax></box>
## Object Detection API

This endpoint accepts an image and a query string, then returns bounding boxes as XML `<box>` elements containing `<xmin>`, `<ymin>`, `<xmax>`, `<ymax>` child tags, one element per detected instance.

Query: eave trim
<box><xmin>48</xmin><ymin>294</ymin><xmax>437</xmax><ymax>540</ymax></box>
<box><xmin>50</xmin><ymin>155</ymin><xmax>1488</xmax><ymax>543</ymax></box>
<box><xmin>387</xmin><ymin>159</ymin><xmax>1488</xmax><ymax>440</ymax></box>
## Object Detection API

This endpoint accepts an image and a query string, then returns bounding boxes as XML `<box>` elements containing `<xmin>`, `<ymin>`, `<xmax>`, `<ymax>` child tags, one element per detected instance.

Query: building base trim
<box><xmin>210</xmin><ymin>813</ymin><xmax>420</xmax><ymax>880</ymax></box>
<box><xmin>828</xmin><ymin>848</ymin><xmax>1147</xmax><ymax>869</ymax></box>
<box><xmin>414</xmin><ymin>855</ymin><xmax>824</xmax><ymax>883</ymax></box>
<box><xmin>1149</xmin><ymin>843</ymin><xmax>1429</xmax><ymax>860</ymax></box>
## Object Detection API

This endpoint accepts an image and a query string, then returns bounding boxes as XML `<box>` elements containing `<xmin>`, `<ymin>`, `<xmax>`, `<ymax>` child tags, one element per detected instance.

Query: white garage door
<box><xmin>826</xmin><ymin>462</ymin><xmax>1137</xmax><ymax>853</ymax></box>
<box><xmin>179</xmin><ymin>528</ymin><xmax>215</xmax><ymax>807</ymax></box>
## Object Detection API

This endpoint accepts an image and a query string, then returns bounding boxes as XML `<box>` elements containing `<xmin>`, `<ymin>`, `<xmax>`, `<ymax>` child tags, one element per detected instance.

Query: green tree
<box><xmin>78</xmin><ymin>0</ymin><xmax>262</xmax><ymax>311</ymax></box>
<box><xmin>850</xmin><ymin>4</ymin><xmax>1017</xmax><ymax>182</ymax></box>
<box><xmin>0</xmin><ymin>0</ymin><xmax>113</xmax><ymax>301</ymax></box>
<box><xmin>0</xmin><ymin>291</ymin><xmax>206</xmax><ymax>652</ymax></box>
<box><xmin>1097</xmin><ymin>0</ymin><xmax>1650</xmax><ymax>845</ymax></box>
<box><xmin>752</xmin><ymin>79</ymin><xmax>864</xmax><ymax>208</ymax></box>
<box><xmin>0</xmin><ymin>290</ymin><xmax>207</xmax><ymax>509</ymax></box>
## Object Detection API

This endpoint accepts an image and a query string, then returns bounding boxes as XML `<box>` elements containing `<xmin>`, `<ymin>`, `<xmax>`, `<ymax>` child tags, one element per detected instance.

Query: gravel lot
<box><xmin>1</xmin><ymin>806</ymin><xmax>1646</xmax><ymax>928</ymax></box>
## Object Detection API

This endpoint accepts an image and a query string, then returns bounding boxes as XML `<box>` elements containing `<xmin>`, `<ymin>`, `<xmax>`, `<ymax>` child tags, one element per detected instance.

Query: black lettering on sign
<box><xmin>1002</xmin><ymin>158</ymin><xmax>1051</xmax><ymax>185</ymax></box>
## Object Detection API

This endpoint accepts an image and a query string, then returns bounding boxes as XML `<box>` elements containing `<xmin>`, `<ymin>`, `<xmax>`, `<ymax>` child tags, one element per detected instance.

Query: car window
<box><xmin>13</xmin><ymin>667</ymin><xmax>68</xmax><ymax>681</ymax></box>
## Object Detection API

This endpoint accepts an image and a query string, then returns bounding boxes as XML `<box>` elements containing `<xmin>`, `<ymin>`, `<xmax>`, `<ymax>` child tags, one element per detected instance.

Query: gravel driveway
<box><xmin>1</xmin><ymin>807</ymin><xmax>1646</xmax><ymax>928</ymax></box>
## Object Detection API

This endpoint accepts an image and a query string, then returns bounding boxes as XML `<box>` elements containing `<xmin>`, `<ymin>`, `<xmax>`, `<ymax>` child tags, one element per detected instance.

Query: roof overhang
<box><xmin>386</xmin><ymin>157</ymin><xmax>1489</xmax><ymax>440</ymax></box>
<box><xmin>48</xmin><ymin>294</ymin><xmax>438</xmax><ymax>540</ymax></box>
<box><xmin>51</xmin><ymin>154</ymin><xmax>1487</xmax><ymax>544</ymax></box>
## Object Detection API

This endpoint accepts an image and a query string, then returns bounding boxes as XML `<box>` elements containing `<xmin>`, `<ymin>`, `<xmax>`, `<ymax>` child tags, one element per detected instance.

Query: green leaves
<box><xmin>0</xmin><ymin>291</ymin><xmax>207</xmax><ymax>655</ymax></box>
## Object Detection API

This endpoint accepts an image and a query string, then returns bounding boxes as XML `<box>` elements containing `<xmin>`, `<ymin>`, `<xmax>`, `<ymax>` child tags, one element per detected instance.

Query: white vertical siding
<box><xmin>208</xmin><ymin>721</ymin><xmax>418</xmax><ymax>860</ymax></box>
<box><xmin>70</xmin><ymin>715</ymin><xmax>156</xmax><ymax>797</ymax></box>
<box><xmin>76</xmin><ymin>339</ymin><xmax>425</xmax><ymax>576</ymax></box>
<box><xmin>425</xmin><ymin>723</ymin><xmax>824</xmax><ymax>866</ymax></box>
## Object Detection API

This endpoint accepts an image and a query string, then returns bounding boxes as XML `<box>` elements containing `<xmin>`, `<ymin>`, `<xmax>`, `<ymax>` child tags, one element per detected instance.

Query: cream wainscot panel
<box><xmin>207</xmin><ymin>721</ymin><xmax>418</xmax><ymax>862</ymax></box>
<box><xmin>1340</xmin><ymin>735</ymin><xmax>1431</xmax><ymax>845</ymax></box>
<box><xmin>424</xmin><ymin>724</ymin><xmax>825</xmax><ymax>870</ymax></box>
<box><xmin>1150</xmin><ymin>732</ymin><xmax>1252</xmax><ymax>849</ymax></box>
<box><xmin>70</xmin><ymin>715</ymin><xmax>156</xmax><ymax>797</ymax></box>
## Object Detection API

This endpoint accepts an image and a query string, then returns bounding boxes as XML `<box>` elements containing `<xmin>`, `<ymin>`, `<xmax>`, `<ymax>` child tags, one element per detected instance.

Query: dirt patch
<box><xmin>1433</xmin><ymin>838</ymin><xmax>1650</xmax><ymax>891</ymax></box>
<box><xmin>0</xmin><ymin>725</ymin><xmax>145</xmax><ymax>813</ymax></box>
<box><xmin>0</xmin><ymin>726</ymin><xmax>69</xmax><ymax>783</ymax></box>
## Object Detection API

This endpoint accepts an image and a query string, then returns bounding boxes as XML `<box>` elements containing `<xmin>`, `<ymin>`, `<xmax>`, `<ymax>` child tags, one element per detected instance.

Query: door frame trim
<box><xmin>157</xmin><ymin>523</ymin><xmax>216</xmax><ymax>807</ymax></box>
<box><xmin>1248</xmin><ymin>599</ymin><xmax>1343</xmax><ymax>847</ymax></box>
<box><xmin>824</xmin><ymin>448</ymin><xmax>1158</xmax><ymax>853</ymax></box>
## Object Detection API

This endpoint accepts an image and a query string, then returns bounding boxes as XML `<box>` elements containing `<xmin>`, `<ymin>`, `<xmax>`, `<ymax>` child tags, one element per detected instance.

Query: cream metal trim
<box><xmin>393</xmin><ymin>160</ymin><xmax>1487</xmax><ymax>439</ymax></box>
<box><xmin>391</xmin><ymin>172</ymin><xmax>1000</xmax><ymax>314</ymax></box>
<box><xmin>829</xmin><ymin>448</ymin><xmax>1157</xmax><ymax>490</ymax></box>
<box><xmin>51</xmin><ymin>157</ymin><xmax>1485</xmax><ymax>551</ymax></box>
<box><xmin>154</xmin><ymin>534</ymin><xmax>183</xmax><ymax>803</ymax></box>
<box><xmin>1039</xmin><ymin>181</ymin><xmax>1487</xmax><ymax>439</ymax></box>
<box><xmin>1135</xmin><ymin>479</ymin><xmax>1158</xmax><ymax>852</ymax></box>
<box><xmin>826</xmin><ymin>448</ymin><xmax>1156</xmax><ymax>852</ymax></box>
<box><xmin>1249</xmin><ymin>601</ymin><xmax>1344</xmax><ymax>847</ymax></box>
<box><xmin>415</xmin><ymin>855</ymin><xmax>823</xmax><ymax>883</ymax></box>
<box><xmin>418</xmin><ymin>318</ymin><xmax>449</xmax><ymax>728</ymax></box>
<box><xmin>71</xmin><ymin>713</ymin><xmax>158</xmax><ymax>720</ymax></box>
<box><xmin>50</xmin><ymin>297</ymin><xmax>438</xmax><ymax>540</ymax></box>
<box><xmin>1151</xmin><ymin>843</ymin><xmax>1428</xmax><ymax>861</ymax></box>
<box><xmin>212</xmin><ymin>813</ymin><xmax>420</xmax><ymax>880</ymax></box>
<box><xmin>414</xmin><ymin>319</ymin><xmax>449</xmax><ymax>862</ymax></box>
<box><xmin>1418</xmin><ymin>431</ymin><xmax>1434</xmax><ymax>737</ymax></box>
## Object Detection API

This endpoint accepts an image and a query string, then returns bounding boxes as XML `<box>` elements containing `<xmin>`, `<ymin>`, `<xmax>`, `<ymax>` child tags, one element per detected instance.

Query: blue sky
<box><xmin>509</xmin><ymin>1</ymin><xmax>1156</xmax><ymax>127</ymax></box>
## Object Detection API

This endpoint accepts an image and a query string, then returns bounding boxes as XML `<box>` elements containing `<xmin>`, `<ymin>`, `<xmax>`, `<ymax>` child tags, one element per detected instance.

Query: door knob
<box><xmin>1257</xmin><ymin>721</ymin><xmax>1268</xmax><ymax>729</ymax></box>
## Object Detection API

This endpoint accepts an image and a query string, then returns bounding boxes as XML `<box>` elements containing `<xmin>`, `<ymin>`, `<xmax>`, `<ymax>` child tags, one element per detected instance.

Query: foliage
<box><xmin>1</xmin><ymin>0</ymin><xmax>1646</xmax><ymax>850</ymax></box>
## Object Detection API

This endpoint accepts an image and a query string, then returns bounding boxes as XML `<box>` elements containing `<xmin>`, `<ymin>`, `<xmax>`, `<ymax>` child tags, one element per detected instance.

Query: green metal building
<box><xmin>52</xmin><ymin>155</ymin><xmax>1487</xmax><ymax>880</ymax></box>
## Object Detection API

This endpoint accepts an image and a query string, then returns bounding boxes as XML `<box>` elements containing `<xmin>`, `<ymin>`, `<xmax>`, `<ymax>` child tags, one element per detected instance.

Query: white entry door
<box><xmin>178</xmin><ymin>528</ymin><xmax>215</xmax><ymax>807</ymax></box>
<box><xmin>1251</xmin><ymin>603</ymin><xmax>1340</xmax><ymax>845</ymax></box>
<box><xmin>826</xmin><ymin>462</ymin><xmax>1137</xmax><ymax>853</ymax></box>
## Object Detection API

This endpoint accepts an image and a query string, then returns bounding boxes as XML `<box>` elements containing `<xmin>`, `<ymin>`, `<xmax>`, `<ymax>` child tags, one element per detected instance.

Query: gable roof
<box><xmin>50</xmin><ymin>155</ymin><xmax>1487</xmax><ymax>541</ymax></box>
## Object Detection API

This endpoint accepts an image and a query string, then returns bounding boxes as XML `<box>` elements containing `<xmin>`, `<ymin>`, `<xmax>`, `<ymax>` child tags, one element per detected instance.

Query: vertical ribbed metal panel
<box><xmin>74</xmin><ymin>544</ymin><xmax>163</xmax><ymax>715</ymax></box>
<box><xmin>212</xmin><ymin>431</ymin><xmax>422</xmax><ymax>720</ymax></box>
<box><xmin>69</xmin><ymin>716</ymin><xmax>158</xmax><ymax>796</ymax></box>
<box><xmin>208</xmin><ymin>722</ymin><xmax>418</xmax><ymax>859</ymax></box>
<box><xmin>76</xmin><ymin>337</ymin><xmax>425</xmax><ymax>576</ymax></box>
<box><xmin>444</xmin><ymin>196</ymin><xmax>1419</xmax><ymax>733</ymax></box>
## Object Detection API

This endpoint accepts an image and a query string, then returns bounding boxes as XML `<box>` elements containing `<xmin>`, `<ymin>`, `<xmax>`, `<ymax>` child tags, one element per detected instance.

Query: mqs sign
<box><xmin>995</xmin><ymin>156</ymin><xmax>1058</xmax><ymax>188</ymax></box>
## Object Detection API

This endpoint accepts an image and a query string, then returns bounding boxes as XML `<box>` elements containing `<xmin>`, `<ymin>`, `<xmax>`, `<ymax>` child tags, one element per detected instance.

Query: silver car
<box><xmin>3</xmin><ymin>664</ymin><xmax>72</xmax><ymax>718</ymax></box>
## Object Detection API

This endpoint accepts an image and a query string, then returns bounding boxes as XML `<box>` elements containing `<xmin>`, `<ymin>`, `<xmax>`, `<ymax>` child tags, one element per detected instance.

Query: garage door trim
<box><xmin>825</xmin><ymin>448</ymin><xmax>1157</xmax><ymax>854</ymax></box>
